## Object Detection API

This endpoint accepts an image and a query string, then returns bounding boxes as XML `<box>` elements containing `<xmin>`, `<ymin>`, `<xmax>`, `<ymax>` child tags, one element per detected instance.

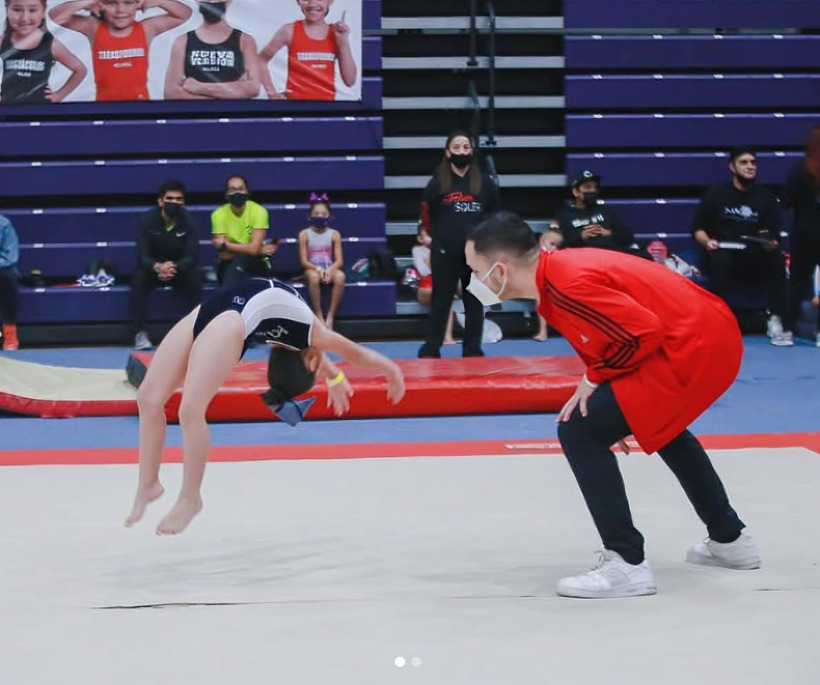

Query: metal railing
<box><xmin>467</xmin><ymin>0</ymin><xmax>499</xmax><ymax>186</ymax></box>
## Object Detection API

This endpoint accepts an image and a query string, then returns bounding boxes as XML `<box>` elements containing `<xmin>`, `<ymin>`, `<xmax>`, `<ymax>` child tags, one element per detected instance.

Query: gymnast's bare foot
<box><xmin>156</xmin><ymin>495</ymin><xmax>203</xmax><ymax>535</ymax></box>
<box><xmin>125</xmin><ymin>480</ymin><xmax>165</xmax><ymax>527</ymax></box>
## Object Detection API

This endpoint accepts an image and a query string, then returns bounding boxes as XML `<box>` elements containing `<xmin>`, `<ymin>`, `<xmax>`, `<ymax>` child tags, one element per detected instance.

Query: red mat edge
<box><xmin>1</xmin><ymin>432</ymin><xmax>818</xmax><ymax>466</ymax></box>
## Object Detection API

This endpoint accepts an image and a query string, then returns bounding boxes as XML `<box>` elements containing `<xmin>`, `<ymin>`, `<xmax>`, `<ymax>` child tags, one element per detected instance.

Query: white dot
<box><xmin>395</xmin><ymin>657</ymin><xmax>406</xmax><ymax>668</ymax></box>
<box><xmin>411</xmin><ymin>657</ymin><xmax>423</xmax><ymax>668</ymax></box>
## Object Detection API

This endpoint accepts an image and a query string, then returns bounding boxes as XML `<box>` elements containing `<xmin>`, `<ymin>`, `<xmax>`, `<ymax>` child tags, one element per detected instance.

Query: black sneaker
<box><xmin>417</xmin><ymin>344</ymin><xmax>441</xmax><ymax>359</ymax></box>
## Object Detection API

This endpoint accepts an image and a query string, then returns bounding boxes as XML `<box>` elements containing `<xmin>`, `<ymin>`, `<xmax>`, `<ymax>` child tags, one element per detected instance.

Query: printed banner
<box><xmin>0</xmin><ymin>0</ymin><xmax>362</xmax><ymax>104</ymax></box>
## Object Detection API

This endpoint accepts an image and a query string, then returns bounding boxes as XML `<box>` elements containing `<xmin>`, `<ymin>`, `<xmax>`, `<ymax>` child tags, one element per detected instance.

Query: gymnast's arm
<box><xmin>311</xmin><ymin>323</ymin><xmax>405</xmax><ymax>404</ymax></box>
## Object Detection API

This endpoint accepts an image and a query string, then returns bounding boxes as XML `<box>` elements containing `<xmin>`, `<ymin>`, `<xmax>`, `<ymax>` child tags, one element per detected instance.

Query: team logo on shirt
<box><xmin>232</xmin><ymin>296</ymin><xmax>246</xmax><ymax>306</ymax></box>
<box><xmin>572</xmin><ymin>213</ymin><xmax>605</xmax><ymax>228</ymax></box>
<box><xmin>724</xmin><ymin>205</ymin><xmax>758</xmax><ymax>221</ymax></box>
<box><xmin>442</xmin><ymin>191</ymin><xmax>483</xmax><ymax>213</ymax></box>
<box><xmin>265</xmin><ymin>325</ymin><xmax>289</xmax><ymax>340</ymax></box>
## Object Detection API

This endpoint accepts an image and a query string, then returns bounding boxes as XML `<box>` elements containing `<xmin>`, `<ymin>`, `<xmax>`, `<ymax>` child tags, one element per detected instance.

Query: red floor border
<box><xmin>1</xmin><ymin>432</ymin><xmax>818</xmax><ymax>466</ymax></box>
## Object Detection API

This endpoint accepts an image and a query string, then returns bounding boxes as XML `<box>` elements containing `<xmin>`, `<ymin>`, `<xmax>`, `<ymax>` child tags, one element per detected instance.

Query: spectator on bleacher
<box><xmin>298</xmin><ymin>193</ymin><xmax>345</xmax><ymax>329</ymax></box>
<box><xmin>50</xmin><ymin>0</ymin><xmax>191</xmax><ymax>101</ymax></box>
<box><xmin>413</xmin><ymin>225</ymin><xmax>455</xmax><ymax>345</ymax></box>
<box><xmin>533</xmin><ymin>225</ymin><xmax>564</xmax><ymax>341</ymax></box>
<box><xmin>258</xmin><ymin>0</ymin><xmax>357</xmax><ymax>101</ymax></box>
<box><xmin>164</xmin><ymin>0</ymin><xmax>260</xmax><ymax>100</ymax></box>
<box><xmin>0</xmin><ymin>212</ymin><xmax>20</xmax><ymax>350</ymax></box>
<box><xmin>1</xmin><ymin>0</ymin><xmax>86</xmax><ymax>103</ymax></box>
<box><xmin>211</xmin><ymin>174</ymin><xmax>276</xmax><ymax>289</ymax></box>
<box><xmin>557</xmin><ymin>171</ymin><xmax>634</xmax><ymax>252</ymax></box>
<box><xmin>782</xmin><ymin>127</ymin><xmax>820</xmax><ymax>347</ymax></box>
<box><xmin>131</xmin><ymin>180</ymin><xmax>201</xmax><ymax>351</ymax></box>
<box><xmin>417</xmin><ymin>130</ymin><xmax>501</xmax><ymax>359</ymax></box>
<box><xmin>691</xmin><ymin>146</ymin><xmax>792</xmax><ymax>346</ymax></box>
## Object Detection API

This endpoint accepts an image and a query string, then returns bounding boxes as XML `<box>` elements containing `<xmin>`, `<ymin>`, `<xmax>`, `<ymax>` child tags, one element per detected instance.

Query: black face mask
<box><xmin>200</xmin><ymin>1</ymin><xmax>226</xmax><ymax>23</ymax></box>
<box><xmin>450</xmin><ymin>154</ymin><xmax>472</xmax><ymax>169</ymax></box>
<box><xmin>163</xmin><ymin>202</ymin><xmax>182</xmax><ymax>219</ymax></box>
<box><xmin>582</xmin><ymin>191</ymin><xmax>599</xmax><ymax>208</ymax></box>
<box><xmin>228</xmin><ymin>192</ymin><xmax>248</xmax><ymax>208</ymax></box>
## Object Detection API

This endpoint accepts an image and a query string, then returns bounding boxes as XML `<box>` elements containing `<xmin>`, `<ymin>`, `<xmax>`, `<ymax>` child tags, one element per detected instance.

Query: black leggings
<box><xmin>0</xmin><ymin>266</ymin><xmax>19</xmax><ymax>324</ymax></box>
<box><xmin>556</xmin><ymin>383</ymin><xmax>744</xmax><ymax>565</ymax></box>
<box><xmin>786</xmin><ymin>235</ymin><xmax>820</xmax><ymax>332</ymax></box>
<box><xmin>702</xmin><ymin>247</ymin><xmax>788</xmax><ymax>318</ymax></box>
<box><xmin>422</xmin><ymin>248</ymin><xmax>484</xmax><ymax>355</ymax></box>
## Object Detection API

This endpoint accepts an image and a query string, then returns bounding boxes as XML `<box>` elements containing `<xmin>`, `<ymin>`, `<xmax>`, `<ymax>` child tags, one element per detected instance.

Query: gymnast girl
<box><xmin>125</xmin><ymin>276</ymin><xmax>405</xmax><ymax>535</ymax></box>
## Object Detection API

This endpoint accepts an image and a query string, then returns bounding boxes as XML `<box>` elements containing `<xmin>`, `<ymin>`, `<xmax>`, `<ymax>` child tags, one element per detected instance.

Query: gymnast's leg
<box><xmin>156</xmin><ymin>311</ymin><xmax>246</xmax><ymax>535</ymax></box>
<box><xmin>125</xmin><ymin>309</ymin><xmax>198</xmax><ymax>527</ymax></box>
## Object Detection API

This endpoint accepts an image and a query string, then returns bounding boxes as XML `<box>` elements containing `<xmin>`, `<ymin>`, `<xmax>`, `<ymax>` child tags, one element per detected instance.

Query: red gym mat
<box><xmin>127</xmin><ymin>352</ymin><xmax>584</xmax><ymax>422</ymax></box>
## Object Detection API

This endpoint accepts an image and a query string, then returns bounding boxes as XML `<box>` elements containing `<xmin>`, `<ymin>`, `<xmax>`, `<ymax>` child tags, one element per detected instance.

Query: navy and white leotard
<box><xmin>193</xmin><ymin>278</ymin><xmax>315</xmax><ymax>353</ymax></box>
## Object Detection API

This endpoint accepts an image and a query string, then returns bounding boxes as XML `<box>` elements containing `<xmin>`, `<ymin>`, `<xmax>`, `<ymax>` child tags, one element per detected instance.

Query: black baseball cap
<box><xmin>570</xmin><ymin>170</ymin><xmax>602</xmax><ymax>188</ymax></box>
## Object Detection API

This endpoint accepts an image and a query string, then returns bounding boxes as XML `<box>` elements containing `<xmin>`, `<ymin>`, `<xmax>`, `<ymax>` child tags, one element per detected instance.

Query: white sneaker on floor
<box><xmin>766</xmin><ymin>314</ymin><xmax>784</xmax><ymax>338</ymax></box>
<box><xmin>770</xmin><ymin>330</ymin><xmax>794</xmax><ymax>346</ymax></box>
<box><xmin>686</xmin><ymin>531</ymin><xmax>761</xmax><ymax>570</ymax></box>
<box><xmin>556</xmin><ymin>550</ymin><xmax>657</xmax><ymax>599</ymax></box>
<box><xmin>134</xmin><ymin>331</ymin><xmax>153</xmax><ymax>351</ymax></box>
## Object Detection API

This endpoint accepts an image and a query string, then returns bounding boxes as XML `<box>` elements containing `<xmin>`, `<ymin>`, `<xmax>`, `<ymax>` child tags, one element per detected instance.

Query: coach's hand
<box><xmin>557</xmin><ymin>376</ymin><xmax>598</xmax><ymax>423</ymax></box>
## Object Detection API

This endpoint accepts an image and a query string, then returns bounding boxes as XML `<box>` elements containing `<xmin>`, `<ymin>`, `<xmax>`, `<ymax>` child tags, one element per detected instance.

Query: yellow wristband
<box><xmin>326</xmin><ymin>371</ymin><xmax>346</xmax><ymax>388</ymax></box>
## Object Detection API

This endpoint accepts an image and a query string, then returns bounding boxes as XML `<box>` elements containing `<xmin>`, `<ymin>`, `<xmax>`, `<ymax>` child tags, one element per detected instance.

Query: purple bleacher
<box><xmin>0</xmin><ymin>156</ymin><xmax>384</xmax><ymax>197</ymax></box>
<box><xmin>16</xmin><ymin>237</ymin><xmax>386</xmax><ymax>280</ymax></box>
<box><xmin>567</xmin><ymin>152</ymin><xmax>801</xmax><ymax>187</ymax></box>
<box><xmin>0</xmin><ymin>77</ymin><xmax>382</xmax><ymax>119</ymax></box>
<box><xmin>363</xmin><ymin>0</ymin><xmax>380</xmax><ymax>29</ymax></box>
<box><xmin>0</xmin><ymin>117</ymin><xmax>383</xmax><ymax>158</ymax></box>
<box><xmin>565</xmin><ymin>36</ymin><xmax>820</xmax><ymax>70</ymax></box>
<box><xmin>17</xmin><ymin>280</ymin><xmax>397</xmax><ymax>324</ymax></box>
<box><xmin>566</xmin><ymin>114</ymin><xmax>819</xmax><ymax>149</ymax></box>
<box><xmin>603</xmin><ymin>200</ymin><xmax>698</xmax><ymax>233</ymax></box>
<box><xmin>3</xmin><ymin>203</ymin><xmax>386</xmax><ymax>243</ymax></box>
<box><xmin>565</xmin><ymin>75</ymin><xmax>820</xmax><ymax>111</ymax></box>
<box><xmin>564</xmin><ymin>0</ymin><xmax>819</xmax><ymax>30</ymax></box>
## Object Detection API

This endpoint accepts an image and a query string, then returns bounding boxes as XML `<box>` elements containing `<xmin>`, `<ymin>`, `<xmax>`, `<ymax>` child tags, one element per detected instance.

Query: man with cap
<box><xmin>556</xmin><ymin>170</ymin><xmax>635</xmax><ymax>253</ymax></box>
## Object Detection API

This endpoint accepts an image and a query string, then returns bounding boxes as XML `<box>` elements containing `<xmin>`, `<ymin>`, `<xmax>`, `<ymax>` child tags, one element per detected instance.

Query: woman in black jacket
<box><xmin>417</xmin><ymin>130</ymin><xmax>501</xmax><ymax>358</ymax></box>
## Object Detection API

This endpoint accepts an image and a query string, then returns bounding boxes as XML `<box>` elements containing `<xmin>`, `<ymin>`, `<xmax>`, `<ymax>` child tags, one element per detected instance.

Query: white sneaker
<box><xmin>686</xmin><ymin>531</ymin><xmax>761</xmax><ymax>570</ymax></box>
<box><xmin>134</xmin><ymin>331</ymin><xmax>153</xmax><ymax>351</ymax></box>
<box><xmin>770</xmin><ymin>330</ymin><xmax>794</xmax><ymax>346</ymax></box>
<box><xmin>815</xmin><ymin>332</ymin><xmax>820</xmax><ymax>348</ymax></box>
<box><xmin>766</xmin><ymin>314</ymin><xmax>784</xmax><ymax>338</ymax></box>
<box><xmin>556</xmin><ymin>550</ymin><xmax>657</xmax><ymax>598</ymax></box>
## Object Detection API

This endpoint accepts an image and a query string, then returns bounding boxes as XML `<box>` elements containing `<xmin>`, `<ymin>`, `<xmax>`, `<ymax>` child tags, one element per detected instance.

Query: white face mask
<box><xmin>467</xmin><ymin>262</ymin><xmax>507</xmax><ymax>307</ymax></box>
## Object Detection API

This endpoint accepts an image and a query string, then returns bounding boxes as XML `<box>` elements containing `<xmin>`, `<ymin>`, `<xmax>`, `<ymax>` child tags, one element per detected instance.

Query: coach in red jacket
<box><xmin>465</xmin><ymin>212</ymin><xmax>761</xmax><ymax>599</ymax></box>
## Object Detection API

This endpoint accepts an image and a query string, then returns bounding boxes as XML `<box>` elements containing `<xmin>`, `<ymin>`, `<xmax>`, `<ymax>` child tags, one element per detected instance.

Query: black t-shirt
<box><xmin>782</xmin><ymin>162</ymin><xmax>820</xmax><ymax>239</ymax></box>
<box><xmin>691</xmin><ymin>181</ymin><xmax>782</xmax><ymax>243</ymax></box>
<box><xmin>136</xmin><ymin>207</ymin><xmax>200</xmax><ymax>273</ymax></box>
<box><xmin>420</xmin><ymin>172</ymin><xmax>501</xmax><ymax>255</ymax></box>
<box><xmin>0</xmin><ymin>31</ymin><xmax>54</xmax><ymax>103</ymax></box>
<box><xmin>184</xmin><ymin>29</ymin><xmax>245</xmax><ymax>83</ymax></box>
<box><xmin>556</xmin><ymin>201</ymin><xmax>634</xmax><ymax>252</ymax></box>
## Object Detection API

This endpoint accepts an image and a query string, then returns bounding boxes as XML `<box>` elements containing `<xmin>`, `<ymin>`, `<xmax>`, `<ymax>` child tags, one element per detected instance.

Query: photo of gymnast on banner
<box><xmin>0</xmin><ymin>0</ymin><xmax>362</xmax><ymax>103</ymax></box>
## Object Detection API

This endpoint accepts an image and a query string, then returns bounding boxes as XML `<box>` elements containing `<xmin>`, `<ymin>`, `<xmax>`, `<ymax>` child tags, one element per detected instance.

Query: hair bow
<box><xmin>310</xmin><ymin>192</ymin><xmax>330</xmax><ymax>202</ymax></box>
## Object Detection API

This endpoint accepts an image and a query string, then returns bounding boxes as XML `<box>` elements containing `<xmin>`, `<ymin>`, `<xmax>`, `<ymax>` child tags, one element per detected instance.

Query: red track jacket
<box><xmin>536</xmin><ymin>248</ymin><xmax>742</xmax><ymax>453</ymax></box>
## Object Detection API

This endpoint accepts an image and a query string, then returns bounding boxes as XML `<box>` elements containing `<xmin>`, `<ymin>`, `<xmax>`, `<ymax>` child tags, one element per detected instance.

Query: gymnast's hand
<box><xmin>327</xmin><ymin>374</ymin><xmax>354</xmax><ymax>416</ymax></box>
<box><xmin>385</xmin><ymin>365</ymin><xmax>405</xmax><ymax>405</ymax></box>
<box><xmin>557</xmin><ymin>376</ymin><xmax>597</xmax><ymax>423</ymax></box>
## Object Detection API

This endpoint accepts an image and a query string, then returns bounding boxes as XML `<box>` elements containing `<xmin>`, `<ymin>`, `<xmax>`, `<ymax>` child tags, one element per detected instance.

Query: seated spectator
<box><xmin>534</xmin><ymin>225</ymin><xmax>564</xmax><ymax>341</ymax></box>
<box><xmin>0</xmin><ymin>212</ymin><xmax>20</xmax><ymax>350</ymax></box>
<box><xmin>132</xmin><ymin>180</ymin><xmax>202</xmax><ymax>350</ymax></box>
<box><xmin>211</xmin><ymin>175</ymin><xmax>277</xmax><ymax>290</ymax></box>
<box><xmin>298</xmin><ymin>193</ymin><xmax>345</xmax><ymax>329</ymax></box>
<box><xmin>413</xmin><ymin>225</ymin><xmax>455</xmax><ymax>344</ymax></box>
<box><xmin>647</xmin><ymin>240</ymin><xmax>701</xmax><ymax>279</ymax></box>
<box><xmin>691</xmin><ymin>146</ymin><xmax>791</xmax><ymax>346</ymax></box>
<box><xmin>556</xmin><ymin>171</ymin><xmax>634</xmax><ymax>252</ymax></box>
<box><xmin>782</xmin><ymin>126</ymin><xmax>820</xmax><ymax>347</ymax></box>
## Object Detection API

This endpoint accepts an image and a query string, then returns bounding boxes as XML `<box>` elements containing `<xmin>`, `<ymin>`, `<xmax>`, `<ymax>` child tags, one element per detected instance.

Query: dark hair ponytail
<box><xmin>469</xmin><ymin>211</ymin><xmax>540</xmax><ymax>259</ymax></box>
<box><xmin>263</xmin><ymin>347</ymin><xmax>316</xmax><ymax>406</ymax></box>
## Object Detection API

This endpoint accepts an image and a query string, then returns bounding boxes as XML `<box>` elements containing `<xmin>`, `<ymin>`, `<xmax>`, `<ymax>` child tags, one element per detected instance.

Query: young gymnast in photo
<box><xmin>164</xmin><ymin>0</ymin><xmax>261</xmax><ymax>100</ymax></box>
<box><xmin>258</xmin><ymin>0</ymin><xmax>356</xmax><ymax>100</ymax></box>
<box><xmin>124</xmin><ymin>276</ymin><xmax>405</xmax><ymax>536</ymax></box>
<box><xmin>49</xmin><ymin>0</ymin><xmax>190</xmax><ymax>101</ymax></box>
<box><xmin>1</xmin><ymin>0</ymin><xmax>86</xmax><ymax>103</ymax></box>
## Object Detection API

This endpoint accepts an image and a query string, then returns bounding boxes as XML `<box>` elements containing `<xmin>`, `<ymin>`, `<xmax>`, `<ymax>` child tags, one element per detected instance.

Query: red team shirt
<box><xmin>92</xmin><ymin>22</ymin><xmax>149</xmax><ymax>101</ymax></box>
<box><xmin>536</xmin><ymin>248</ymin><xmax>743</xmax><ymax>454</ymax></box>
<box><xmin>286</xmin><ymin>20</ymin><xmax>337</xmax><ymax>100</ymax></box>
